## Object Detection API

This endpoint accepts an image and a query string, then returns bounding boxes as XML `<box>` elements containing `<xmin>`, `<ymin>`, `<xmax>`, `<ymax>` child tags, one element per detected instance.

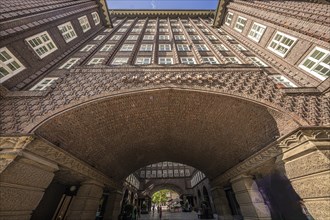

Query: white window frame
<box><xmin>201</xmin><ymin>29</ymin><xmax>210</xmax><ymax>33</ymax></box>
<box><xmin>174</xmin><ymin>35</ymin><xmax>185</xmax><ymax>40</ymax></box>
<box><xmin>94</xmin><ymin>35</ymin><xmax>105</xmax><ymax>40</ymax></box>
<box><xmin>225</xmin><ymin>12</ymin><xmax>233</xmax><ymax>26</ymax></box>
<box><xmin>249</xmin><ymin>57</ymin><xmax>268</xmax><ymax>67</ymax></box>
<box><xmin>145</xmin><ymin>29</ymin><xmax>155</xmax><ymax>32</ymax></box>
<box><xmin>131</xmin><ymin>28</ymin><xmax>142</xmax><ymax>33</ymax></box>
<box><xmin>87</xmin><ymin>58</ymin><xmax>104</xmax><ymax>65</ymax></box>
<box><xmin>78</xmin><ymin>16</ymin><xmax>91</xmax><ymax>32</ymax></box>
<box><xmin>127</xmin><ymin>35</ymin><xmax>138</xmax><ymax>40</ymax></box>
<box><xmin>215</xmin><ymin>44</ymin><xmax>228</xmax><ymax>51</ymax></box>
<box><xmin>225</xmin><ymin>57</ymin><xmax>241</xmax><ymax>64</ymax></box>
<box><xmin>100</xmin><ymin>44</ymin><xmax>114</xmax><ymax>52</ymax></box>
<box><xmin>234</xmin><ymin>16</ymin><xmax>247</xmax><ymax>33</ymax></box>
<box><xmin>202</xmin><ymin>57</ymin><xmax>219</xmax><ymax>64</ymax></box>
<box><xmin>91</xmin><ymin>12</ymin><xmax>100</xmax><ymax>25</ymax></box>
<box><xmin>177</xmin><ymin>44</ymin><xmax>190</xmax><ymax>51</ymax></box>
<box><xmin>140</xmin><ymin>44</ymin><xmax>153</xmax><ymax>51</ymax></box>
<box><xmin>158</xmin><ymin>57</ymin><xmax>173</xmax><ymax>65</ymax></box>
<box><xmin>187</xmin><ymin>28</ymin><xmax>195</xmax><ymax>32</ymax></box>
<box><xmin>143</xmin><ymin>35</ymin><xmax>154</xmax><ymax>40</ymax></box>
<box><xmin>267</xmin><ymin>31</ymin><xmax>297</xmax><ymax>57</ymax></box>
<box><xmin>181</xmin><ymin>57</ymin><xmax>196</xmax><ymax>64</ymax></box>
<box><xmin>104</xmin><ymin>28</ymin><xmax>112</xmax><ymax>32</ymax></box>
<box><xmin>120</xmin><ymin>44</ymin><xmax>134</xmax><ymax>51</ymax></box>
<box><xmin>207</xmin><ymin>35</ymin><xmax>217</xmax><ymax>40</ymax></box>
<box><xmin>112</xmin><ymin>57</ymin><xmax>129</xmax><ymax>65</ymax></box>
<box><xmin>299</xmin><ymin>47</ymin><xmax>330</xmax><ymax>80</ymax></box>
<box><xmin>196</xmin><ymin>44</ymin><xmax>209</xmax><ymax>51</ymax></box>
<box><xmin>159</xmin><ymin>44</ymin><xmax>171</xmax><ymax>51</ymax></box>
<box><xmin>118</xmin><ymin>28</ymin><xmax>127</xmax><ymax>32</ymax></box>
<box><xmin>59</xmin><ymin>58</ymin><xmax>80</xmax><ymax>69</ymax></box>
<box><xmin>25</xmin><ymin>31</ymin><xmax>58</xmax><ymax>59</ymax></box>
<box><xmin>248</xmin><ymin>22</ymin><xmax>266</xmax><ymax>42</ymax></box>
<box><xmin>159</xmin><ymin>35</ymin><xmax>170</xmax><ymax>40</ymax></box>
<box><xmin>30</xmin><ymin>77</ymin><xmax>58</xmax><ymax>91</ymax></box>
<box><xmin>191</xmin><ymin>35</ymin><xmax>201</xmax><ymax>40</ymax></box>
<box><xmin>270</xmin><ymin>75</ymin><xmax>297</xmax><ymax>88</ymax></box>
<box><xmin>110</xmin><ymin>35</ymin><xmax>121</xmax><ymax>40</ymax></box>
<box><xmin>234</xmin><ymin>44</ymin><xmax>247</xmax><ymax>51</ymax></box>
<box><xmin>57</xmin><ymin>22</ymin><xmax>77</xmax><ymax>43</ymax></box>
<box><xmin>135</xmin><ymin>57</ymin><xmax>151</xmax><ymax>65</ymax></box>
<box><xmin>0</xmin><ymin>47</ymin><xmax>25</xmax><ymax>82</ymax></box>
<box><xmin>80</xmin><ymin>44</ymin><xmax>95</xmax><ymax>52</ymax></box>
<box><xmin>159</xmin><ymin>28</ymin><xmax>169</xmax><ymax>32</ymax></box>
<box><xmin>172</xmin><ymin>28</ymin><xmax>182</xmax><ymax>32</ymax></box>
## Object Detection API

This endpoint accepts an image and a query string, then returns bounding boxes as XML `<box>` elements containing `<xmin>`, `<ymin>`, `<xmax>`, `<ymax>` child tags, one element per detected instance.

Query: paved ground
<box><xmin>139</xmin><ymin>211</ymin><xmax>218</xmax><ymax>220</ymax></box>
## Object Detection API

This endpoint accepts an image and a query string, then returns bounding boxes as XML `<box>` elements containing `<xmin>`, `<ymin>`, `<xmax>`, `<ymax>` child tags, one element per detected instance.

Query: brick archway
<box><xmin>32</xmin><ymin>88</ymin><xmax>302</xmax><ymax>183</ymax></box>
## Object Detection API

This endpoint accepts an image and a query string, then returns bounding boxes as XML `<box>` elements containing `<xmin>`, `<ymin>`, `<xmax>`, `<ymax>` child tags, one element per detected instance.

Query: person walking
<box><xmin>159</xmin><ymin>205</ymin><xmax>162</xmax><ymax>219</ymax></box>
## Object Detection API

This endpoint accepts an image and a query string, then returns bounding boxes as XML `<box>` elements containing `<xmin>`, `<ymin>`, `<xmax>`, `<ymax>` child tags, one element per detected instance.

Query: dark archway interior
<box><xmin>35</xmin><ymin>89</ymin><xmax>299</xmax><ymax>182</ymax></box>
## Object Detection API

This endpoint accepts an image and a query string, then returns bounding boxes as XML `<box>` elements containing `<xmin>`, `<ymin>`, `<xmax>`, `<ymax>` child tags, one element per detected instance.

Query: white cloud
<box><xmin>151</xmin><ymin>0</ymin><xmax>156</xmax><ymax>9</ymax></box>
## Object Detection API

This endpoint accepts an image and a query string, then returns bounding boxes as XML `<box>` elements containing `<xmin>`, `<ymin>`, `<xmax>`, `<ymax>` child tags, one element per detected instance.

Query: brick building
<box><xmin>0</xmin><ymin>0</ymin><xmax>329</xmax><ymax>220</ymax></box>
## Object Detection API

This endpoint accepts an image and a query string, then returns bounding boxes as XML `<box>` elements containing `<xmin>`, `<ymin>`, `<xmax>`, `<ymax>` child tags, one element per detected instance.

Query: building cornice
<box><xmin>213</xmin><ymin>0</ymin><xmax>230</xmax><ymax>27</ymax></box>
<box><xmin>109</xmin><ymin>10</ymin><xmax>215</xmax><ymax>18</ymax></box>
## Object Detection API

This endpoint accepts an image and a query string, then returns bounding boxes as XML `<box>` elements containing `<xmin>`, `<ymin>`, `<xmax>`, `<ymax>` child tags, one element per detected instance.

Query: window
<box><xmin>135</xmin><ymin>57</ymin><xmax>151</xmax><ymax>65</ymax></box>
<box><xmin>111</xmin><ymin>35</ymin><xmax>121</xmax><ymax>40</ymax></box>
<box><xmin>112</xmin><ymin>58</ymin><xmax>129</xmax><ymax>65</ymax></box>
<box><xmin>168</xmin><ymin>170</ymin><xmax>173</xmax><ymax>177</ymax></box>
<box><xmin>180</xmin><ymin>170</ymin><xmax>185</xmax><ymax>177</ymax></box>
<box><xmin>196</xmin><ymin>44</ymin><xmax>209</xmax><ymax>51</ymax></box>
<box><xmin>159</xmin><ymin>57</ymin><xmax>173</xmax><ymax>64</ymax></box>
<box><xmin>159</xmin><ymin>44</ymin><xmax>171</xmax><ymax>51</ymax></box>
<box><xmin>226</xmin><ymin>35</ymin><xmax>234</xmax><ymax>40</ymax></box>
<box><xmin>100</xmin><ymin>44</ymin><xmax>114</xmax><ymax>52</ymax></box>
<box><xmin>249</xmin><ymin>57</ymin><xmax>268</xmax><ymax>67</ymax></box>
<box><xmin>174</xmin><ymin>35</ymin><xmax>185</xmax><ymax>40</ymax></box>
<box><xmin>58</xmin><ymin>22</ymin><xmax>77</xmax><ymax>43</ymax></box>
<box><xmin>225</xmin><ymin>57</ymin><xmax>241</xmax><ymax>64</ymax></box>
<box><xmin>120</xmin><ymin>44</ymin><xmax>134</xmax><ymax>51</ymax></box>
<box><xmin>201</xmin><ymin>29</ymin><xmax>209</xmax><ymax>33</ymax></box>
<box><xmin>177</xmin><ymin>44</ymin><xmax>190</xmax><ymax>51</ymax></box>
<box><xmin>234</xmin><ymin>16</ymin><xmax>247</xmax><ymax>32</ymax></box>
<box><xmin>88</xmin><ymin>58</ymin><xmax>104</xmax><ymax>65</ymax></box>
<box><xmin>118</xmin><ymin>28</ymin><xmax>127</xmax><ymax>32</ymax></box>
<box><xmin>80</xmin><ymin>44</ymin><xmax>95</xmax><ymax>52</ymax></box>
<box><xmin>127</xmin><ymin>35</ymin><xmax>138</xmax><ymax>40</ymax></box>
<box><xmin>248</xmin><ymin>22</ymin><xmax>266</xmax><ymax>42</ymax></box>
<box><xmin>172</xmin><ymin>28</ymin><xmax>182</xmax><ymax>32</ymax></box>
<box><xmin>30</xmin><ymin>77</ymin><xmax>58</xmax><ymax>91</ymax></box>
<box><xmin>123</xmin><ymin>23</ymin><xmax>130</xmax><ymax>27</ymax></box>
<box><xmin>268</xmin><ymin>32</ymin><xmax>297</xmax><ymax>57</ymax></box>
<box><xmin>145</xmin><ymin>29</ymin><xmax>155</xmax><ymax>32</ymax></box>
<box><xmin>104</xmin><ymin>28</ymin><xmax>112</xmax><ymax>32</ymax></box>
<box><xmin>202</xmin><ymin>57</ymin><xmax>219</xmax><ymax>64</ymax></box>
<box><xmin>78</xmin><ymin>16</ymin><xmax>91</xmax><ymax>32</ymax></box>
<box><xmin>159</xmin><ymin>28</ymin><xmax>169</xmax><ymax>32</ymax></box>
<box><xmin>159</xmin><ymin>35</ymin><xmax>170</xmax><ymax>40</ymax></box>
<box><xmin>0</xmin><ymin>47</ymin><xmax>25</xmax><ymax>82</ymax></box>
<box><xmin>185</xmin><ymin>169</ymin><xmax>190</xmax><ymax>176</ymax></box>
<box><xmin>225</xmin><ymin>12</ymin><xmax>233</xmax><ymax>26</ymax></box>
<box><xmin>25</xmin><ymin>31</ymin><xmax>58</xmax><ymax>58</ymax></box>
<box><xmin>174</xmin><ymin>170</ymin><xmax>179</xmax><ymax>177</ymax></box>
<box><xmin>270</xmin><ymin>75</ymin><xmax>297</xmax><ymax>88</ymax></box>
<box><xmin>132</xmin><ymin>28</ymin><xmax>141</xmax><ymax>33</ymax></box>
<box><xmin>186</xmin><ymin>28</ymin><xmax>195</xmax><ymax>32</ymax></box>
<box><xmin>181</xmin><ymin>57</ymin><xmax>196</xmax><ymax>64</ymax></box>
<box><xmin>191</xmin><ymin>35</ymin><xmax>201</xmax><ymax>40</ymax></box>
<box><xmin>140</xmin><ymin>44</ymin><xmax>153</xmax><ymax>51</ymax></box>
<box><xmin>94</xmin><ymin>35</ymin><xmax>105</xmax><ymax>40</ymax></box>
<box><xmin>59</xmin><ymin>58</ymin><xmax>80</xmax><ymax>69</ymax></box>
<box><xmin>171</xmin><ymin>23</ymin><xmax>179</xmax><ymax>26</ymax></box>
<box><xmin>91</xmin><ymin>12</ymin><xmax>100</xmax><ymax>25</ymax></box>
<box><xmin>143</xmin><ymin>35</ymin><xmax>154</xmax><ymax>40</ymax></box>
<box><xmin>299</xmin><ymin>47</ymin><xmax>330</xmax><ymax>80</ymax></box>
<box><xmin>135</xmin><ymin>23</ymin><xmax>144</xmax><ymax>26</ymax></box>
<box><xmin>234</xmin><ymin>44</ymin><xmax>247</xmax><ymax>51</ymax></box>
<box><xmin>215</xmin><ymin>44</ymin><xmax>228</xmax><ymax>51</ymax></box>
<box><xmin>207</xmin><ymin>35</ymin><xmax>217</xmax><ymax>40</ymax></box>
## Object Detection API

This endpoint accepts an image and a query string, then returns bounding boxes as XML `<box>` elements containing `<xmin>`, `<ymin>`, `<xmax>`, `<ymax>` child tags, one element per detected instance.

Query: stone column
<box><xmin>230</xmin><ymin>175</ymin><xmax>271</xmax><ymax>220</ymax></box>
<box><xmin>276</xmin><ymin>129</ymin><xmax>330</xmax><ymax>219</ymax></box>
<box><xmin>66</xmin><ymin>180</ymin><xmax>104</xmax><ymax>220</ymax></box>
<box><xmin>210</xmin><ymin>187</ymin><xmax>233</xmax><ymax>220</ymax></box>
<box><xmin>103</xmin><ymin>190</ymin><xmax>123</xmax><ymax>220</ymax></box>
<box><xmin>0</xmin><ymin>136</ymin><xmax>59</xmax><ymax>220</ymax></box>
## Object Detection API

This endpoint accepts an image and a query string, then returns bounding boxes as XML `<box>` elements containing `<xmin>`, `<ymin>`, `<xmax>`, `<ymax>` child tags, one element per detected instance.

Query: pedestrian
<box><xmin>152</xmin><ymin>205</ymin><xmax>155</xmax><ymax>215</ymax></box>
<box><xmin>159</xmin><ymin>205</ymin><xmax>162</xmax><ymax>219</ymax></box>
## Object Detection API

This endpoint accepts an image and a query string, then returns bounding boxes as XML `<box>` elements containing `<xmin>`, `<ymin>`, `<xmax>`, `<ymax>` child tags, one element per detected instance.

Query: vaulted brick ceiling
<box><xmin>35</xmin><ymin>89</ymin><xmax>299</xmax><ymax>182</ymax></box>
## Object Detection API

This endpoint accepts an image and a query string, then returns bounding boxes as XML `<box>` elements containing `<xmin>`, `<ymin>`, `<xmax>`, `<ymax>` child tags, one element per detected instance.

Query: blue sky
<box><xmin>106</xmin><ymin>0</ymin><xmax>218</xmax><ymax>10</ymax></box>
